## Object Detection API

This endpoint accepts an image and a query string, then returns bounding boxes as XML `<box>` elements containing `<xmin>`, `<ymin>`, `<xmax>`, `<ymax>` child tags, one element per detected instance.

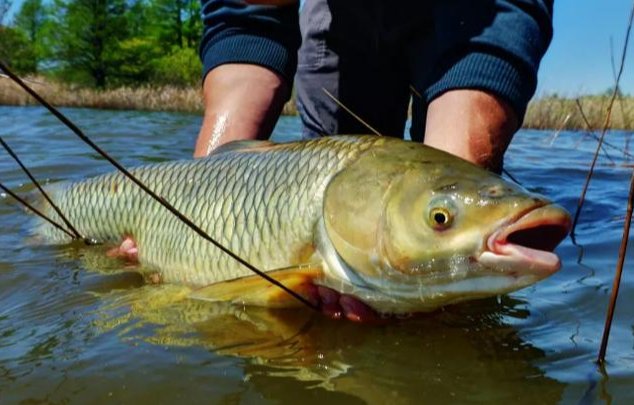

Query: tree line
<box><xmin>0</xmin><ymin>0</ymin><xmax>203</xmax><ymax>87</ymax></box>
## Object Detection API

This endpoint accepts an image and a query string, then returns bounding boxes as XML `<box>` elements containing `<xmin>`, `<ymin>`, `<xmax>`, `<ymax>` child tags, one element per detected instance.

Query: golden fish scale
<box><xmin>38</xmin><ymin>136</ymin><xmax>380</xmax><ymax>286</ymax></box>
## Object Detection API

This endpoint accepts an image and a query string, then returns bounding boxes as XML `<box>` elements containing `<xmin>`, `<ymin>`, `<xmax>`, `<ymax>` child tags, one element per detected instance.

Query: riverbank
<box><xmin>0</xmin><ymin>77</ymin><xmax>299</xmax><ymax>116</ymax></box>
<box><xmin>1</xmin><ymin>77</ymin><xmax>632</xmax><ymax>129</ymax></box>
<box><xmin>524</xmin><ymin>94</ymin><xmax>633</xmax><ymax>130</ymax></box>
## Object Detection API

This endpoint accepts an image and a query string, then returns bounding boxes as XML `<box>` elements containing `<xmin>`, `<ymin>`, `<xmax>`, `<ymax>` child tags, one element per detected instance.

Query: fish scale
<box><xmin>36</xmin><ymin>136</ymin><xmax>379</xmax><ymax>286</ymax></box>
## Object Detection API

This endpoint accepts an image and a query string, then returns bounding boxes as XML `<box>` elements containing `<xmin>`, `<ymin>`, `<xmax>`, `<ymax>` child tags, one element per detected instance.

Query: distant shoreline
<box><xmin>1</xmin><ymin>77</ymin><xmax>632</xmax><ymax>130</ymax></box>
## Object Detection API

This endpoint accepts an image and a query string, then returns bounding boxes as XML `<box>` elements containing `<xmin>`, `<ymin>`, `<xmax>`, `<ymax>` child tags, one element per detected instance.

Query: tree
<box><xmin>4</xmin><ymin>0</ymin><xmax>204</xmax><ymax>86</ymax></box>
<box><xmin>0</xmin><ymin>26</ymin><xmax>37</xmax><ymax>73</ymax></box>
<box><xmin>14</xmin><ymin>0</ymin><xmax>43</xmax><ymax>42</ymax></box>
<box><xmin>52</xmin><ymin>0</ymin><xmax>128</xmax><ymax>87</ymax></box>
<box><xmin>183</xmin><ymin>0</ymin><xmax>201</xmax><ymax>49</ymax></box>
<box><xmin>13</xmin><ymin>0</ymin><xmax>48</xmax><ymax>72</ymax></box>
<box><xmin>108</xmin><ymin>36</ymin><xmax>162</xmax><ymax>85</ymax></box>
<box><xmin>147</xmin><ymin>0</ymin><xmax>201</xmax><ymax>49</ymax></box>
<box><xmin>152</xmin><ymin>46</ymin><xmax>201</xmax><ymax>87</ymax></box>
<box><xmin>125</xmin><ymin>0</ymin><xmax>150</xmax><ymax>37</ymax></box>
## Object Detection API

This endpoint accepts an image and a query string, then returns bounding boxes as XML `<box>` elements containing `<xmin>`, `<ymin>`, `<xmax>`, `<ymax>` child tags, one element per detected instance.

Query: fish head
<box><xmin>321</xmin><ymin>138</ymin><xmax>571</xmax><ymax>314</ymax></box>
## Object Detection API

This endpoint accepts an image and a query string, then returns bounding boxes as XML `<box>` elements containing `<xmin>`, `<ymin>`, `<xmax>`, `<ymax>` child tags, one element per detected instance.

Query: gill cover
<box><xmin>322</xmin><ymin>138</ymin><xmax>432</xmax><ymax>279</ymax></box>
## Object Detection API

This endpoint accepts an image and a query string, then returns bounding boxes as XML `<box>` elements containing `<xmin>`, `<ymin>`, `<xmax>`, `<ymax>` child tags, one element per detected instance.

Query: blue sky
<box><xmin>5</xmin><ymin>0</ymin><xmax>634</xmax><ymax>96</ymax></box>
<box><xmin>537</xmin><ymin>0</ymin><xmax>634</xmax><ymax>96</ymax></box>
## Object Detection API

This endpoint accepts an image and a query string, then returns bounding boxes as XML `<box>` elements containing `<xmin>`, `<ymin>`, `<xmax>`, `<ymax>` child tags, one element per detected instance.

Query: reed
<box><xmin>2</xmin><ymin>76</ymin><xmax>634</xmax><ymax>130</ymax></box>
<box><xmin>0</xmin><ymin>76</ymin><xmax>205</xmax><ymax>114</ymax></box>
<box><xmin>524</xmin><ymin>94</ymin><xmax>634</xmax><ymax>130</ymax></box>
<box><xmin>1</xmin><ymin>76</ymin><xmax>303</xmax><ymax>116</ymax></box>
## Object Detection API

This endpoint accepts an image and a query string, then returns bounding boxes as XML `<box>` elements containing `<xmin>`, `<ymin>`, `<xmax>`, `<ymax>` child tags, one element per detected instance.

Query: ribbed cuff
<box><xmin>424</xmin><ymin>51</ymin><xmax>536</xmax><ymax>122</ymax></box>
<box><xmin>201</xmin><ymin>31</ymin><xmax>298</xmax><ymax>85</ymax></box>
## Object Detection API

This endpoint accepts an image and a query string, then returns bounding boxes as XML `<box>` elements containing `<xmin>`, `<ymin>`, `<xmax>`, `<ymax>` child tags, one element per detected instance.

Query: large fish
<box><xmin>34</xmin><ymin>136</ymin><xmax>571</xmax><ymax>317</ymax></box>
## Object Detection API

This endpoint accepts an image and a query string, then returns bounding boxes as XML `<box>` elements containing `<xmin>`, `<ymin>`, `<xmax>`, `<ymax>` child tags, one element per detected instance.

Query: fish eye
<box><xmin>429</xmin><ymin>207</ymin><xmax>453</xmax><ymax>230</ymax></box>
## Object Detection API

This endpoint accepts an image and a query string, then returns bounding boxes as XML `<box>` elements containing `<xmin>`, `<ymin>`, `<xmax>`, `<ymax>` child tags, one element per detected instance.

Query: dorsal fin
<box><xmin>208</xmin><ymin>140</ymin><xmax>276</xmax><ymax>155</ymax></box>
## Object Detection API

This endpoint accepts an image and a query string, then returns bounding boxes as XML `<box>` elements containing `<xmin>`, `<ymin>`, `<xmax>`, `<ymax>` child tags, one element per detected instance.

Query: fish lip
<box><xmin>482</xmin><ymin>203</ymin><xmax>572</xmax><ymax>276</ymax></box>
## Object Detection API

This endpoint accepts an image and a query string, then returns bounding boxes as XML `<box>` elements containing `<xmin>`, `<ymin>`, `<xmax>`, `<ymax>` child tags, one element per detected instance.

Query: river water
<box><xmin>0</xmin><ymin>106</ymin><xmax>633</xmax><ymax>404</ymax></box>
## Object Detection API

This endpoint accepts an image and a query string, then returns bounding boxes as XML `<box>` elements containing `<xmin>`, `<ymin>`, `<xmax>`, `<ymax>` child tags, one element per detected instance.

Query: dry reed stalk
<box><xmin>566</xmin><ymin>100</ymin><xmax>634</xmax><ymax>159</ymax></box>
<box><xmin>523</xmin><ymin>96</ymin><xmax>634</xmax><ymax>130</ymax></box>
<box><xmin>571</xmin><ymin>5</ymin><xmax>633</xmax><ymax>238</ymax></box>
<box><xmin>574</xmin><ymin>99</ymin><xmax>615</xmax><ymax>164</ymax></box>
<box><xmin>596</xmin><ymin>1</ymin><xmax>634</xmax><ymax>365</ymax></box>
<box><xmin>611</xmin><ymin>37</ymin><xmax>633</xmax><ymax>157</ymax></box>
<box><xmin>0</xmin><ymin>181</ymin><xmax>76</xmax><ymax>239</ymax></box>
<box><xmin>598</xmin><ymin>171</ymin><xmax>634</xmax><ymax>364</ymax></box>
<box><xmin>322</xmin><ymin>87</ymin><xmax>382</xmax><ymax>136</ymax></box>
<box><xmin>0</xmin><ymin>136</ymin><xmax>81</xmax><ymax>239</ymax></box>
<box><xmin>1</xmin><ymin>76</ymin><xmax>205</xmax><ymax>113</ymax></box>
<box><xmin>546</xmin><ymin>113</ymin><xmax>570</xmax><ymax>146</ymax></box>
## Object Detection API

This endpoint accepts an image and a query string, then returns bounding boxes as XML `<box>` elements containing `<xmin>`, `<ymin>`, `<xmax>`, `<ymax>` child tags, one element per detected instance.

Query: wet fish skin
<box><xmin>36</xmin><ymin>136</ymin><xmax>379</xmax><ymax>286</ymax></box>
<box><xmin>34</xmin><ymin>135</ymin><xmax>570</xmax><ymax>313</ymax></box>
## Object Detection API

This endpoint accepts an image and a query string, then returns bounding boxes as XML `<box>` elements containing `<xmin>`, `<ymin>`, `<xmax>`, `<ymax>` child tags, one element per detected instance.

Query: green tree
<box><xmin>6</xmin><ymin>0</ymin><xmax>204</xmax><ymax>87</ymax></box>
<box><xmin>13</xmin><ymin>0</ymin><xmax>49</xmax><ymax>71</ymax></box>
<box><xmin>52</xmin><ymin>0</ymin><xmax>128</xmax><ymax>87</ymax></box>
<box><xmin>145</xmin><ymin>0</ymin><xmax>184</xmax><ymax>48</ymax></box>
<box><xmin>14</xmin><ymin>0</ymin><xmax>43</xmax><ymax>42</ymax></box>
<box><xmin>126</xmin><ymin>0</ymin><xmax>151</xmax><ymax>37</ymax></box>
<box><xmin>183</xmin><ymin>0</ymin><xmax>201</xmax><ymax>49</ymax></box>
<box><xmin>108</xmin><ymin>37</ymin><xmax>162</xmax><ymax>85</ymax></box>
<box><xmin>0</xmin><ymin>26</ymin><xmax>37</xmax><ymax>73</ymax></box>
<box><xmin>152</xmin><ymin>46</ymin><xmax>201</xmax><ymax>87</ymax></box>
<box><xmin>147</xmin><ymin>0</ymin><xmax>200</xmax><ymax>49</ymax></box>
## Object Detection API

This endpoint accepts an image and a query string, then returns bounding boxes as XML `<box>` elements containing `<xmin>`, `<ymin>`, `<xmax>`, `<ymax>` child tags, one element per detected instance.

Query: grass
<box><xmin>2</xmin><ymin>76</ymin><xmax>633</xmax><ymax>129</ymax></box>
<box><xmin>0</xmin><ymin>76</ymin><xmax>205</xmax><ymax>113</ymax></box>
<box><xmin>524</xmin><ymin>94</ymin><xmax>634</xmax><ymax>130</ymax></box>
<box><xmin>0</xmin><ymin>76</ymin><xmax>299</xmax><ymax>116</ymax></box>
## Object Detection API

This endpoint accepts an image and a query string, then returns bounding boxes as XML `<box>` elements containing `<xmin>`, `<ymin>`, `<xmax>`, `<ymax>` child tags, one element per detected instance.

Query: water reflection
<box><xmin>81</xmin><ymin>262</ymin><xmax>565</xmax><ymax>403</ymax></box>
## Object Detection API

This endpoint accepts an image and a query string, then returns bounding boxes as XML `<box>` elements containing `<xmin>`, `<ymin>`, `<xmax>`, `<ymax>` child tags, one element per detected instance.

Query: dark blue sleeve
<box><xmin>199</xmin><ymin>0</ymin><xmax>300</xmax><ymax>85</ymax></box>
<box><xmin>424</xmin><ymin>0</ymin><xmax>554</xmax><ymax>121</ymax></box>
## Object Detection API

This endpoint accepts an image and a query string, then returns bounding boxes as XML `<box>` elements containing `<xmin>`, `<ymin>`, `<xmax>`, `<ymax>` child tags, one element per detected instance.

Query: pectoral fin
<box><xmin>189</xmin><ymin>265</ymin><xmax>324</xmax><ymax>308</ymax></box>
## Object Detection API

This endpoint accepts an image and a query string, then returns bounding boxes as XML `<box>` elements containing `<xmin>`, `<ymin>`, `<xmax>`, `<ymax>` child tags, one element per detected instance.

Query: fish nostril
<box><xmin>480</xmin><ymin>185</ymin><xmax>505</xmax><ymax>198</ymax></box>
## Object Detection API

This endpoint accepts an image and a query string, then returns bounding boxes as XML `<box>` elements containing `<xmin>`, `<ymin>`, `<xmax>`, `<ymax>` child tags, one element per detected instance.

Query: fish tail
<box><xmin>28</xmin><ymin>181</ymin><xmax>74</xmax><ymax>243</ymax></box>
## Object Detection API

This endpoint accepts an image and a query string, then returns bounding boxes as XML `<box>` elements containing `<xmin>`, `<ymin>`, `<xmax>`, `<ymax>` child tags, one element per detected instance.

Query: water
<box><xmin>0</xmin><ymin>106</ymin><xmax>633</xmax><ymax>404</ymax></box>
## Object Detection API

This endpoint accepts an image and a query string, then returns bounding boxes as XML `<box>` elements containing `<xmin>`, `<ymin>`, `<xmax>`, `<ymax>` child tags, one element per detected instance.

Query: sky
<box><xmin>537</xmin><ymin>0</ymin><xmax>634</xmax><ymax>96</ymax></box>
<box><xmin>4</xmin><ymin>0</ymin><xmax>634</xmax><ymax>96</ymax></box>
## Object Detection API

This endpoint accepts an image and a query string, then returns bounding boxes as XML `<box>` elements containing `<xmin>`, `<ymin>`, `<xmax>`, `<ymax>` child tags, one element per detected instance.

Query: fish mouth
<box><xmin>479</xmin><ymin>204</ymin><xmax>571</xmax><ymax>276</ymax></box>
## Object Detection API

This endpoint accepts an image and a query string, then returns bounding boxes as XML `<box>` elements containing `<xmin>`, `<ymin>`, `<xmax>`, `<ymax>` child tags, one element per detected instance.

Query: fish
<box><xmin>32</xmin><ymin>135</ymin><xmax>571</xmax><ymax>317</ymax></box>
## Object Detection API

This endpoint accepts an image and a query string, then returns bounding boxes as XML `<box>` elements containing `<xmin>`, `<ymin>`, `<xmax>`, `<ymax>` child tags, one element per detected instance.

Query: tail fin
<box><xmin>28</xmin><ymin>181</ymin><xmax>74</xmax><ymax>244</ymax></box>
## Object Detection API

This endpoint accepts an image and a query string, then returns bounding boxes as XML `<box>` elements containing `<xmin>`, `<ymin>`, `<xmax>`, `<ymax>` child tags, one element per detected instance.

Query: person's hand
<box><xmin>424</xmin><ymin>89</ymin><xmax>518</xmax><ymax>173</ymax></box>
<box><xmin>194</xmin><ymin>64</ymin><xmax>289</xmax><ymax>158</ymax></box>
